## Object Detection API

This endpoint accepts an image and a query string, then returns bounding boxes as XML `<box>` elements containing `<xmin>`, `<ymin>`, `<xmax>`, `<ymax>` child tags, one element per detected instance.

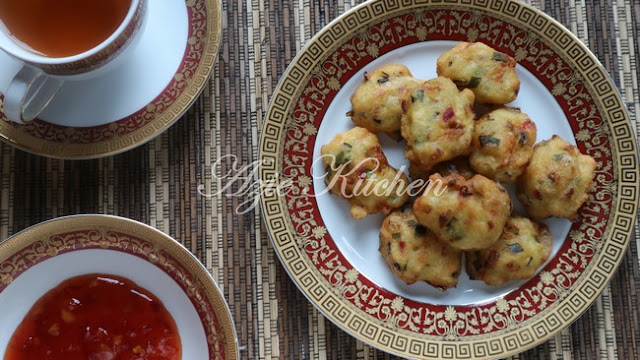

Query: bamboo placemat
<box><xmin>0</xmin><ymin>0</ymin><xmax>638</xmax><ymax>359</ymax></box>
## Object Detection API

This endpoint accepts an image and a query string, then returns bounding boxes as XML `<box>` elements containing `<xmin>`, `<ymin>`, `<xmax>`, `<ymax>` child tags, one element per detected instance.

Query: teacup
<box><xmin>0</xmin><ymin>0</ymin><xmax>146</xmax><ymax>124</ymax></box>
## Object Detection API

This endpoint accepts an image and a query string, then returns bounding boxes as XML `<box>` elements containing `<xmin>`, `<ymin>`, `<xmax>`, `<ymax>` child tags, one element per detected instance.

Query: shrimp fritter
<box><xmin>321</xmin><ymin>127</ymin><xmax>410</xmax><ymax>219</ymax></box>
<box><xmin>466</xmin><ymin>217</ymin><xmax>553</xmax><ymax>285</ymax></box>
<box><xmin>413</xmin><ymin>173</ymin><xmax>512</xmax><ymax>251</ymax></box>
<box><xmin>470</xmin><ymin>107</ymin><xmax>537</xmax><ymax>183</ymax></box>
<box><xmin>516</xmin><ymin>135</ymin><xmax>597</xmax><ymax>220</ymax></box>
<box><xmin>437</xmin><ymin>42</ymin><xmax>520</xmax><ymax>104</ymax></box>
<box><xmin>379</xmin><ymin>209</ymin><xmax>462</xmax><ymax>289</ymax></box>
<box><xmin>401</xmin><ymin>77</ymin><xmax>475</xmax><ymax>172</ymax></box>
<box><xmin>349</xmin><ymin>64</ymin><xmax>422</xmax><ymax>138</ymax></box>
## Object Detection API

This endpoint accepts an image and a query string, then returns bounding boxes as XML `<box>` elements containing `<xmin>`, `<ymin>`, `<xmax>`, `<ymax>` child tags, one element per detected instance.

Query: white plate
<box><xmin>312</xmin><ymin>40</ymin><xmax>573</xmax><ymax>305</ymax></box>
<box><xmin>260</xmin><ymin>0</ymin><xmax>639</xmax><ymax>358</ymax></box>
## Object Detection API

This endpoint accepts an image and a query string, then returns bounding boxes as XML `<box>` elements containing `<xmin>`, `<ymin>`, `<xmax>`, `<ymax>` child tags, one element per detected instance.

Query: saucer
<box><xmin>0</xmin><ymin>0</ymin><xmax>222</xmax><ymax>159</ymax></box>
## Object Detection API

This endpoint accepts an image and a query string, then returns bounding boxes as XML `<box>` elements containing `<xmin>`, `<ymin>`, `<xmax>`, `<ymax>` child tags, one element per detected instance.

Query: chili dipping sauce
<box><xmin>4</xmin><ymin>274</ymin><xmax>181</xmax><ymax>360</ymax></box>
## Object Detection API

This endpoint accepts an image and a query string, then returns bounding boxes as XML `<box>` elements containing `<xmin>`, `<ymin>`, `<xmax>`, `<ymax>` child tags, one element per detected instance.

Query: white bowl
<box><xmin>0</xmin><ymin>215</ymin><xmax>238</xmax><ymax>360</ymax></box>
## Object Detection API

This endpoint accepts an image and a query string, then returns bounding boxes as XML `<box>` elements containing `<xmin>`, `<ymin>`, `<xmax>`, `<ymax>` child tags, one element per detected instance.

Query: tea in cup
<box><xmin>0</xmin><ymin>0</ymin><xmax>146</xmax><ymax>123</ymax></box>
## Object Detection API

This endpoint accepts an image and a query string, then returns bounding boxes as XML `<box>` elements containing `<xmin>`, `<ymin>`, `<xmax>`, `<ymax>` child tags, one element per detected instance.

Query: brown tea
<box><xmin>0</xmin><ymin>0</ymin><xmax>131</xmax><ymax>58</ymax></box>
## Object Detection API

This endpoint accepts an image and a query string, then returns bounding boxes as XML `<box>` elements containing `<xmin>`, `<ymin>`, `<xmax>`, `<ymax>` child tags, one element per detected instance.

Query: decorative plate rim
<box><xmin>0</xmin><ymin>214</ymin><xmax>239</xmax><ymax>360</ymax></box>
<box><xmin>259</xmin><ymin>0</ymin><xmax>639</xmax><ymax>358</ymax></box>
<box><xmin>0</xmin><ymin>0</ymin><xmax>222</xmax><ymax>160</ymax></box>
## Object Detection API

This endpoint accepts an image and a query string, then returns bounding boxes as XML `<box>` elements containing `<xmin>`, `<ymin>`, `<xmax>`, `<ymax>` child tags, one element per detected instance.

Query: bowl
<box><xmin>0</xmin><ymin>215</ymin><xmax>238</xmax><ymax>360</ymax></box>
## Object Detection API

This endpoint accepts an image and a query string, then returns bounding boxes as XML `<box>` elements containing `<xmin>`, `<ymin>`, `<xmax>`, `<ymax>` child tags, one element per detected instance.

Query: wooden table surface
<box><xmin>0</xmin><ymin>0</ymin><xmax>638</xmax><ymax>359</ymax></box>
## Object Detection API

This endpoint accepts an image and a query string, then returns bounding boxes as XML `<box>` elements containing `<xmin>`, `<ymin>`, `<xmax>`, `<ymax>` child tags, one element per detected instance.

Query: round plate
<box><xmin>0</xmin><ymin>0</ymin><xmax>222</xmax><ymax>159</ymax></box>
<box><xmin>259</xmin><ymin>0</ymin><xmax>639</xmax><ymax>358</ymax></box>
<box><xmin>0</xmin><ymin>215</ymin><xmax>239</xmax><ymax>360</ymax></box>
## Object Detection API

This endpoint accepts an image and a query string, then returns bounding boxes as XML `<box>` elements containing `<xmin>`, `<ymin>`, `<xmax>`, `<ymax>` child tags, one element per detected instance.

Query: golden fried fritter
<box><xmin>437</xmin><ymin>42</ymin><xmax>520</xmax><ymax>104</ymax></box>
<box><xmin>413</xmin><ymin>173</ymin><xmax>511</xmax><ymax>250</ymax></box>
<box><xmin>349</xmin><ymin>64</ymin><xmax>422</xmax><ymax>138</ymax></box>
<box><xmin>321</xmin><ymin>127</ymin><xmax>410</xmax><ymax>219</ymax></box>
<box><xmin>466</xmin><ymin>216</ymin><xmax>553</xmax><ymax>285</ymax></box>
<box><xmin>470</xmin><ymin>107</ymin><xmax>537</xmax><ymax>183</ymax></box>
<box><xmin>401</xmin><ymin>77</ymin><xmax>476</xmax><ymax>172</ymax></box>
<box><xmin>516</xmin><ymin>135</ymin><xmax>597</xmax><ymax>220</ymax></box>
<box><xmin>379</xmin><ymin>208</ymin><xmax>462</xmax><ymax>289</ymax></box>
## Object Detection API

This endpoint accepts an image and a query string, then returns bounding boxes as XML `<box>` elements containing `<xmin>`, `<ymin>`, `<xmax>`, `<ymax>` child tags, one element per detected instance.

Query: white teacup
<box><xmin>0</xmin><ymin>0</ymin><xmax>146</xmax><ymax>124</ymax></box>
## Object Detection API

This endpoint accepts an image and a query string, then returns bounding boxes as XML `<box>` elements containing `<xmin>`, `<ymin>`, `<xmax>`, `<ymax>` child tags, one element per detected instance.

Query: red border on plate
<box><xmin>283</xmin><ymin>9</ymin><xmax>613</xmax><ymax>336</ymax></box>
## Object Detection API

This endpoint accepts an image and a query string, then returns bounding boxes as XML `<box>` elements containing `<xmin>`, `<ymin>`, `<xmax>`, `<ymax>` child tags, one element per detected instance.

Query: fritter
<box><xmin>413</xmin><ymin>173</ymin><xmax>512</xmax><ymax>250</ymax></box>
<box><xmin>437</xmin><ymin>42</ymin><xmax>520</xmax><ymax>104</ymax></box>
<box><xmin>466</xmin><ymin>216</ymin><xmax>553</xmax><ymax>286</ymax></box>
<box><xmin>349</xmin><ymin>64</ymin><xmax>422</xmax><ymax>138</ymax></box>
<box><xmin>401</xmin><ymin>77</ymin><xmax>476</xmax><ymax>172</ymax></box>
<box><xmin>516</xmin><ymin>135</ymin><xmax>597</xmax><ymax>220</ymax></box>
<box><xmin>379</xmin><ymin>208</ymin><xmax>462</xmax><ymax>289</ymax></box>
<box><xmin>470</xmin><ymin>107</ymin><xmax>537</xmax><ymax>183</ymax></box>
<box><xmin>321</xmin><ymin>127</ymin><xmax>410</xmax><ymax>219</ymax></box>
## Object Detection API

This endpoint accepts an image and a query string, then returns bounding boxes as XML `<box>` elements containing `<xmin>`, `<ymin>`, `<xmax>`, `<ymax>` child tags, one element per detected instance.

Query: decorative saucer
<box><xmin>0</xmin><ymin>0</ymin><xmax>221</xmax><ymax>159</ymax></box>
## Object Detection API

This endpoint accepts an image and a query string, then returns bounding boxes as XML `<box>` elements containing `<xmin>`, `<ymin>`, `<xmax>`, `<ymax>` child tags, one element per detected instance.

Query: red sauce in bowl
<box><xmin>4</xmin><ymin>274</ymin><xmax>181</xmax><ymax>360</ymax></box>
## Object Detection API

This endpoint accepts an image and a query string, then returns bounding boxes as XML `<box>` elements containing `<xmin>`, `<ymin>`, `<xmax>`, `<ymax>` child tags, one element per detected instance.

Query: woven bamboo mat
<box><xmin>0</xmin><ymin>0</ymin><xmax>638</xmax><ymax>359</ymax></box>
